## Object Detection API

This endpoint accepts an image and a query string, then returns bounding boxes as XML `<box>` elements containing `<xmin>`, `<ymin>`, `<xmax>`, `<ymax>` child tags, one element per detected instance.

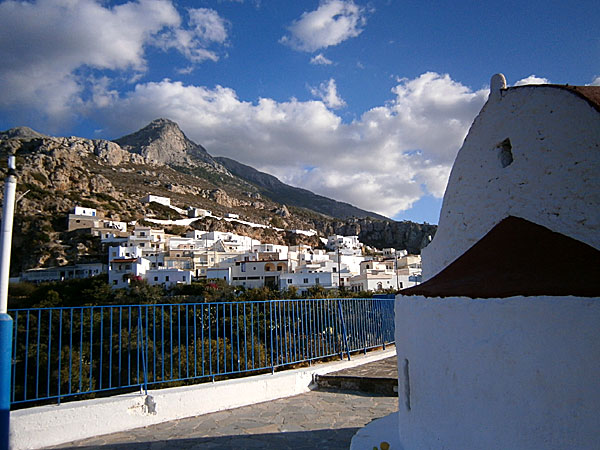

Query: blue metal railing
<box><xmin>8</xmin><ymin>298</ymin><xmax>394</xmax><ymax>406</ymax></box>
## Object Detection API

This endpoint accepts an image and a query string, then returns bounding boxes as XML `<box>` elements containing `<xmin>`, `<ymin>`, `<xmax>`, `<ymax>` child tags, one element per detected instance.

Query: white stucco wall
<box><xmin>394</xmin><ymin>295</ymin><xmax>600</xmax><ymax>450</ymax></box>
<box><xmin>422</xmin><ymin>85</ymin><xmax>600</xmax><ymax>279</ymax></box>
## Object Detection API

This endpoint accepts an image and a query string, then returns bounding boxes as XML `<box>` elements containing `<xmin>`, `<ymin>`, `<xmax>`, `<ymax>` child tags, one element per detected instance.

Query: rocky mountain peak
<box><xmin>114</xmin><ymin>118</ymin><xmax>217</xmax><ymax>168</ymax></box>
<box><xmin>0</xmin><ymin>126</ymin><xmax>47</xmax><ymax>141</ymax></box>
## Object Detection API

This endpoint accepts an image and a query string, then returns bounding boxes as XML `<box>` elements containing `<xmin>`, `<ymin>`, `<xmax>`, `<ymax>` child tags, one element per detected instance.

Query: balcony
<box><xmin>7</xmin><ymin>298</ymin><xmax>396</xmax><ymax>449</ymax></box>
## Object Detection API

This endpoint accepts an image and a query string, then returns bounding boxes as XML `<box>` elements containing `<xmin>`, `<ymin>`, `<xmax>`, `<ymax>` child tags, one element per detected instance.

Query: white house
<box><xmin>73</xmin><ymin>206</ymin><xmax>97</xmax><ymax>217</ymax></box>
<box><xmin>279</xmin><ymin>271</ymin><xmax>336</xmax><ymax>294</ymax></box>
<box><xmin>142</xmin><ymin>194</ymin><xmax>171</xmax><ymax>206</ymax></box>
<box><xmin>21</xmin><ymin>263</ymin><xmax>106</xmax><ymax>283</ymax></box>
<box><xmin>372</xmin><ymin>75</ymin><xmax>600</xmax><ymax>450</ymax></box>
<box><xmin>145</xmin><ymin>268</ymin><xmax>193</xmax><ymax>288</ymax></box>
<box><xmin>326</xmin><ymin>235</ymin><xmax>361</xmax><ymax>252</ymax></box>
<box><xmin>229</xmin><ymin>259</ymin><xmax>289</xmax><ymax>289</ymax></box>
<box><xmin>187</xmin><ymin>207</ymin><xmax>211</xmax><ymax>218</ymax></box>
<box><xmin>206</xmin><ymin>267</ymin><xmax>231</xmax><ymax>283</ymax></box>
<box><xmin>108</xmin><ymin>256</ymin><xmax>150</xmax><ymax>289</ymax></box>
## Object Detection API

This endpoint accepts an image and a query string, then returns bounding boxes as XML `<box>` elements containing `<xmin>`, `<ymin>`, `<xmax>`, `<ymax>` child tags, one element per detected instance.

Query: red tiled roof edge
<box><xmin>402</xmin><ymin>216</ymin><xmax>600</xmax><ymax>299</ymax></box>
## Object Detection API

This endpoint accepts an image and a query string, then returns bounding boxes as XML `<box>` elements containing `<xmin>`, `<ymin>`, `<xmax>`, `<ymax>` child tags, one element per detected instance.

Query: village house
<box><xmin>21</xmin><ymin>263</ymin><xmax>107</xmax><ymax>283</ymax></box>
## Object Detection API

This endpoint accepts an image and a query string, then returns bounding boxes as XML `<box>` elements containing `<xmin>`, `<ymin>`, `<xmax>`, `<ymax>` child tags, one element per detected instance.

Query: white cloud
<box><xmin>92</xmin><ymin>72</ymin><xmax>488</xmax><ymax>218</ymax></box>
<box><xmin>310</xmin><ymin>53</ymin><xmax>333</xmax><ymax>65</ymax></box>
<box><xmin>0</xmin><ymin>0</ymin><xmax>228</xmax><ymax>127</ymax></box>
<box><xmin>589</xmin><ymin>76</ymin><xmax>600</xmax><ymax>86</ymax></box>
<box><xmin>155</xmin><ymin>7</ymin><xmax>229</xmax><ymax>63</ymax></box>
<box><xmin>280</xmin><ymin>0</ymin><xmax>366</xmax><ymax>52</ymax></box>
<box><xmin>309</xmin><ymin>79</ymin><xmax>346</xmax><ymax>109</ymax></box>
<box><xmin>514</xmin><ymin>75</ymin><xmax>550</xmax><ymax>86</ymax></box>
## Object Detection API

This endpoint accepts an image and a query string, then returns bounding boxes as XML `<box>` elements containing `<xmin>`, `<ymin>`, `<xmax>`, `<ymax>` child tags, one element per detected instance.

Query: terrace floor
<box><xmin>45</xmin><ymin>356</ymin><xmax>399</xmax><ymax>450</ymax></box>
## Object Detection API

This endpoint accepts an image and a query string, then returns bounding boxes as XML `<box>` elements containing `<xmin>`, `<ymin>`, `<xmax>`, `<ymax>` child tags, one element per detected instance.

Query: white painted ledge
<box><xmin>10</xmin><ymin>347</ymin><xmax>396</xmax><ymax>450</ymax></box>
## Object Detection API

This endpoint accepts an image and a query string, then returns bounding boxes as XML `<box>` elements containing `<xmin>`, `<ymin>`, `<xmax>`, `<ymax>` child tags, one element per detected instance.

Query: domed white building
<box><xmin>352</xmin><ymin>75</ymin><xmax>600</xmax><ymax>450</ymax></box>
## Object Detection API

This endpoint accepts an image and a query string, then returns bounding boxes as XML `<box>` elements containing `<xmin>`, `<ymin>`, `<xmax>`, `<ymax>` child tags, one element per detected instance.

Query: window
<box><xmin>182</xmin><ymin>276</ymin><xmax>186</xmax><ymax>282</ymax></box>
<box><xmin>113</xmin><ymin>280</ymin><xmax>117</xmax><ymax>285</ymax></box>
<box><xmin>265</xmin><ymin>266</ymin><xmax>271</xmax><ymax>272</ymax></box>
<box><xmin>154</xmin><ymin>276</ymin><xmax>158</xmax><ymax>281</ymax></box>
<box><xmin>165</xmin><ymin>276</ymin><xmax>170</xmax><ymax>282</ymax></box>
<box><xmin>287</xmin><ymin>279</ymin><xmax>293</xmax><ymax>283</ymax></box>
<box><xmin>332</xmin><ymin>267</ymin><xmax>336</xmax><ymax>272</ymax></box>
<box><xmin>303</xmin><ymin>278</ymin><xmax>309</xmax><ymax>284</ymax></box>
<box><xmin>315</xmin><ymin>278</ymin><xmax>320</xmax><ymax>285</ymax></box>
<box><xmin>140</xmin><ymin>232</ymin><xmax>146</xmax><ymax>237</ymax></box>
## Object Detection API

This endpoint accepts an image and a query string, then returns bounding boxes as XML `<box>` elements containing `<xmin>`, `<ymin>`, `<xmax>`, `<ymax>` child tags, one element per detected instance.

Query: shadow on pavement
<box><xmin>51</xmin><ymin>428</ymin><xmax>361</xmax><ymax>450</ymax></box>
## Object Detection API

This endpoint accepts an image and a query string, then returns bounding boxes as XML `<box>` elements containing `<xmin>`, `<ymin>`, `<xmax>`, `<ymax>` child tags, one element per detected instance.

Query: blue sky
<box><xmin>0</xmin><ymin>0</ymin><xmax>598</xmax><ymax>224</ymax></box>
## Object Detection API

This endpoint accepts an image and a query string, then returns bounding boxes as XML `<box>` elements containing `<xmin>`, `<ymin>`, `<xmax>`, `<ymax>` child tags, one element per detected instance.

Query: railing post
<box><xmin>336</xmin><ymin>300</ymin><xmax>351</xmax><ymax>361</ymax></box>
<box><xmin>137</xmin><ymin>309</ymin><xmax>148</xmax><ymax>396</ymax></box>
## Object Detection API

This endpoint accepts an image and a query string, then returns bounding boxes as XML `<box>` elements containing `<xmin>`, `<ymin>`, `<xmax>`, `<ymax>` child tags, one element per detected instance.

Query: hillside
<box><xmin>215</xmin><ymin>156</ymin><xmax>388</xmax><ymax>220</ymax></box>
<box><xmin>0</xmin><ymin>119</ymin><xmax>436</xmax><ymax>275</ymax></box>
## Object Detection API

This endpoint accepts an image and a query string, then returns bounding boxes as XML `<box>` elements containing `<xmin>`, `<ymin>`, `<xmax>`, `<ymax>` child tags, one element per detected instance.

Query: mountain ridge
<box><xmin>215</xmin><ymin>156</ymin><xmax>388</xmax><ymax>221</ymax></box>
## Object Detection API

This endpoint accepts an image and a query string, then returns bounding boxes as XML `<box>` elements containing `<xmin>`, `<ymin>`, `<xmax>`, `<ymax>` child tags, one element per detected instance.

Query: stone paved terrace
<box><xmin>45</xmin><ymin>356</ymin><xmax>399</xmax><ymax>450</ymax></box>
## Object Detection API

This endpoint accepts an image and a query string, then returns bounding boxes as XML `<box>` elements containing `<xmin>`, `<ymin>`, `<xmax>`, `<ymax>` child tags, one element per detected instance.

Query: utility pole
<box><xmin>0</xmin><ymin>149</ymin><xmax>17</xmax><ymax>450</ymax></box>
<box><xmin>395</xmin><ymin>251</ymin><xmax>400</xmax><ymax>291</ymax></box>
<box><xmin>337</xmin><ymin>246</ymin><xmax>341</xmax><ymax>291</ymax></box>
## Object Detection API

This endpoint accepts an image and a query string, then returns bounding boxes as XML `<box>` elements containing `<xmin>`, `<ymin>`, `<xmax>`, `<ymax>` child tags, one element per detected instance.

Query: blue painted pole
<box><xmin>0</xmin><ymin>314</ymin><xmax>13</xmax><ymax>450</ymax></box>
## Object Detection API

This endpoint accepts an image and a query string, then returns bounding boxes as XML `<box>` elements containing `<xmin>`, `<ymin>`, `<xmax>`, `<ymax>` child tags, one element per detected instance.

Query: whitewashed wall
<box><xmin>423</xmin><ymin>85</ymin><xmax>600</xmax><ymax>279</ymax></box>
<box><xmin>395</xmin><ymin>295</ymin><xmax>600</xmax><ymax>450</ymax></box>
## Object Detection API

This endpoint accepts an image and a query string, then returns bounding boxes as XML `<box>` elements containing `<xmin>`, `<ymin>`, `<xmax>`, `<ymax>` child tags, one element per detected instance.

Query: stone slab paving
<box><xmin>45</xmin><ymin>389</ymin><xmax>398</xmax><ymax>450</ymax></box>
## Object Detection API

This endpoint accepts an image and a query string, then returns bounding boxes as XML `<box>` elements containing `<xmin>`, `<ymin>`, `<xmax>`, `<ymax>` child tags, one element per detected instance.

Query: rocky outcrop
<box><xmin>313</xmin><ymin>218</ymin><xmax>436</xmax><ymax>254</ymax></box>
<box><xmin>114</xmin><ymin>118</ymin><xmax>226</xmax><ymax>172</ymax></box>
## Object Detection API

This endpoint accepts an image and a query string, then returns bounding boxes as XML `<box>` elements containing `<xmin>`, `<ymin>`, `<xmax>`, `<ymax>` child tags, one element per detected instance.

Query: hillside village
<box><xmin>18</xmin><ymin>194</ymin><xmax>422</xmax><ymax>294</ymax></box>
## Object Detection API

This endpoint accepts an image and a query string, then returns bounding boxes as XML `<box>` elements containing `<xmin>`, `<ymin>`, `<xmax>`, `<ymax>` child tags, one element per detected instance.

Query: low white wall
<box><xmin>10</xmin><ymin>348</ymin><xmax>395</xmax><ymax>450</ymax></box>
<box><xmin>394</xmin><ymin>295</ymin><xmax>600</xmax><ymax>450</ymax></box>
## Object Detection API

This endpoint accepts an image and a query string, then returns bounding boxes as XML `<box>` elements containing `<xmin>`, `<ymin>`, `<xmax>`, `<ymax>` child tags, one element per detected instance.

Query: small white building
<box><xmin>108</xmin><ymin>257</ymin><xmax>150</xmax><ymax>289</ymax></box>
<box><xmin>142</xmin><ymin>194</ymin><xmax>171</xmax><ymax>206</ymax></box>
<box><xmin>73</xmin><ymin>206</ymin><xmax>97</xmax><ymax>217</ymax></box>
<box><xmin>206</xmin><ymin>267</ymin><xmax>231</xmax><ymax>283</ymax></box>
<box><xmin>187</xmin><ymin>207</ymin><xmax>211</xmax><ymax>218</ymax></box>
<box><xmin>326</xmin><ymin>235</ymin><xmax>361</xmax><ymax>252</ymax></box>
<box><xmin>229</xmin><ymin>259</ymin><xmax>289</xmax><ymax>289</ymax></box>
<box><xmin>21</xmin><ymin>263</ymin><xmax>107</xmax><ymax>283</ymax></box>
<box><xmin>145</xmin><ymin>268</ymin><xmax>193</xmax><ymax>288</ymax></box>
<box><xmin>279</xmin><ymin>271</ymin><xmax>335</xmax><ymax>294</ymax></box>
